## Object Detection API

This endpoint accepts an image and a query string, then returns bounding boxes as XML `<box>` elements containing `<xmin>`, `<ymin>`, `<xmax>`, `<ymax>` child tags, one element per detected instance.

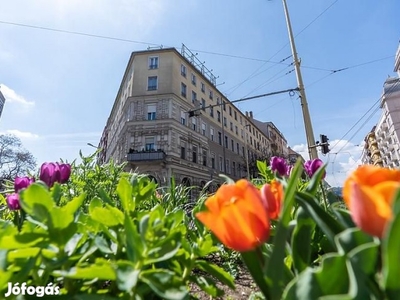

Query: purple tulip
<box><xmin>14</xmin><ymin>176</ymin><xmax>35</xmax><ymax>193</ymax></box>
<box><xmin>40</xmin><ymin>162</ymin><xmax>61</xmax><ymax>187</ymax></box>
<box><xmin>304</xmin><ymin>159</ymin><xmax>326</xmax><ymax>179</ymax></box>
<box><xmin>6</xmin><ymin>193</ymin><xmax>21</xmax><ymax>210</ymax></box>
<box><xmin>58</xmin><ymin>163</ymin><xmax>71</xmax><ymax>184</ymax></box>
<box><xmin>270</xmin><ymin>156</ymin><xmax>288</xmax><ymax>177</ymax></box>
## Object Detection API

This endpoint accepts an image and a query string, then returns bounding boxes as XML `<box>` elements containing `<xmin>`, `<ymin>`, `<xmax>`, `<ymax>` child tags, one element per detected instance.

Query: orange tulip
<box><xmin>196</xmin><ymin>179</ymin><xmax>270</xmax><ymax>252</ymax></box>
<box><xmin>260</xmin><ymin>180</ymin><xmax>284</xmax><ymax>220</ymax></box>
<box><xmin>343</xmin><ymin>165</ymin><xmax>400</xmax><ymax>238</ymax></box>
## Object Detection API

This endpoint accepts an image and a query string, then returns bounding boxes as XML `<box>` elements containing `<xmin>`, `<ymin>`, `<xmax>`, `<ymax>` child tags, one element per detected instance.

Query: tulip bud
<box><xmin>6</xmin><ymin>193</ymin><xmax>21</xmax><ymax>210</ymax></box>
<box><xmin>14</xmin><ymin>176</ymin><xmax>35</xmax><ymax>193</ymax></box>
<box><xmin>58</xmin><ymin>163</ymin><xmax>71</xmax><ymax>184</ymax></box>
<box><xmin>304</xmin><ymin>159</ymin><xmax>325</xmax><ymax>179</ymax></box>
<box><xmin>270</xmin><ymin>156</ymin><xmax>288</xmax><ymax>177</ymax></box>
<box><xmin>40</xmin><ymin>162</ymin><xmax>61</xmax><ymax>188</ymax></box>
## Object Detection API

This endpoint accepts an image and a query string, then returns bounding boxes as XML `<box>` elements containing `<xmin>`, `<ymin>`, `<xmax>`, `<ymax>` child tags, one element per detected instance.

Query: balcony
<box><xmin>127</xmin><ymin>150</ymin><xmax>166</xmax><ymax>162</ymax></box>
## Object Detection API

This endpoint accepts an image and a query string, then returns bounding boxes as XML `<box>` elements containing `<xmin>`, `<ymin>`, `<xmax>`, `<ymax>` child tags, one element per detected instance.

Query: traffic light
<box><xmin>320</xmin><ymin>134</ymin><xmax>330</xmax><ymax>154</ymax></box>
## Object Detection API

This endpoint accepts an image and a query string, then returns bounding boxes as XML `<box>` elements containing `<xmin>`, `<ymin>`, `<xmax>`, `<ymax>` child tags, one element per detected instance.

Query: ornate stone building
<box><xmin>99</xmin><ymin>46</ymin><xmax>274</xmax><ymax>191</ymax></box>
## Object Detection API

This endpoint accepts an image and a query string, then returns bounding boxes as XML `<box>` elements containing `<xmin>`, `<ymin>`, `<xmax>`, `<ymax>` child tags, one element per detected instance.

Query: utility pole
<box><xmin>282</xmin><ymin>0</ymin><xmax>318</xmax><ymax>160</ymax></box>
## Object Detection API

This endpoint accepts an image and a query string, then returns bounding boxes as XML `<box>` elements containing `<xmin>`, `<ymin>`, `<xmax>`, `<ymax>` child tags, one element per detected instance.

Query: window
<box><xmin>233</xmin><ymin>162</ymin><xmax>236</xmax><ymax>176</ymax></box>
<box><xmin>210</xmin><ymin>128</ymin><xmax>214</xmax><ymax>141</ymax></box>
<box><xmin>231</xmin><ymin>139</ymin><xmax>234</xmax><ymax>151</ymax></box>
<box><xmin>217</xmin><ymin>111</ymin><xmax>221</xmax><ymax>122</ymax></box>
<box><xmin>234</xmin><ymin>111</ymin><xmax>237</xmax><ymax>120</ymax></box>
<box><xmin>224</xmin><ymin>136</ymin><xmax>228</xmax><ymax>148</ymax></box>
<box><xmin>191</xmin><ymin>73</ymin><xmax>196</xmax><ymax>85</ymax></box>
<box><xmin>201</xmin><ymin>98</ymin><xmax>206</xmax><ymax>111</ymax></box>
<box><xmin>223</xmin><ymin>101</ymin><xmax>226</xmax><ymax>111</ymax></box>
<box><xmin>147</xmin><ymin>104</ymin><xmax>156</xmax><ymax>120</ymax></box>
<box><xmin>209</xmin><ymin>90</ymin><xmax>213</xmax><ymax>100</ymax></box>
<box><xmin>218</xmin><ymin>132</ymin><xmax>222</xmax><ymax>145</ymax></box>
<box><xmin>223</xmin><ymin>117</ymin><xmax>227</xmax><ymax>127</ymax></box>
<box><xmin>202</xmin><ymin>150</ymin><xmax>207</xmax><ymax>166</ymax></box>
<box><xmin>201</xmin><ymin>123</ymin><xmax>206</xmax><ymax>136</ymax></box>
<box><xmin>210</xmin><ymin>107</ymin><xmax>214</xmax><ymax>118</ymax></box>
<box><xmin>229</xmin><ymin>106</ymin><xmax>232</xmax><ymax>116</ymax></box>
<box><xmin>216</xmin><ymin>97</ymin><xmax>220</xmax><ymax>105</ymax></box>
<box><xmin>241</xmin><ymin>129</ymin><xmax>244</xmax><ymax>138</ymax></box>
<box><xmin>226</xmin><ymin>159</ymin><xmax>230</xmax><ymax>174</ymax></box>
<box><xmin>192</xmin><ymin>146</ymin><xmax>197</xmax><ymax>163</ymax></box>
<box><xmin>181</xmin><ymin>64</ymin><xmax>187</xmax><ymax>77</ymax></box>
<box><xmin>211</xmin><ymin>157</ymin><xmax>215</xmax><ymax>169</ymax></box>
<box><xmin>219</xmin><ymin>156</ymin><xmax>223</xmax><ymax>172</ymax></box>
<box><xmin>235</xmin><ymin>126</ymin><xmax>238</xmax><ymax>135</ymax></box>
<box><xmin>180</xmin><ymin>146</ymin><xmax>186</xmax><ymax>159</ymax></box>
<box><xmin>147</xmin><ymin>76</ymin><xmax>158</xmax><ymax>91</ymax></box>
<box><xmin>236</xmin><ymin>143</ymin><xmax>240</xmax><ymax>154</ymax></box>
<box><xmin>145</xmin><ymin>137</ymin><xmax>155</xmax><ymax>151</ymax></box>
<box><xmin>148</xmin><ymin>56</ymin><xmax>158</xmax><ymax>69</ymax></box>
<box><xmin>230</xmin><ymin>122</ymin><xmax>233</xmax><ymax>131</ymax></box>
<box><xmin>181</xmin><ymin>111</ymin><xmax>186</xmax><ymax>125</ymax></box>
<box><xmin>192</xmin><ymin>91</ymin><xmax>197</xmax><ymax>104</ymax></box>
<box><xmin>192</xmin><ymin>117</ymin><xmax>197</xmax><ymax>131</ymax></box>
<box><xmin>201</xmin><ymin>82</ymin><xmax>205</xmax><ymax>93</ymax></box>
<box><xmin>240</xmin><ymin>116</ymin><xmax>242</xmax><ymax>125</ymax></box>
<box><xmin>181</xmin><ymin>83</ymin><xmax>187</xmax><ymax>98</ymax></box>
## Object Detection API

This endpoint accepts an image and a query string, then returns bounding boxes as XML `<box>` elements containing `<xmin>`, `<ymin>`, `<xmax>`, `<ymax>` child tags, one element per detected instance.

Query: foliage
<box><xmin>0</xmin><ymin>153</ymin><xmax>234</xmax><ymax>299</ymax></box>
<box><xmin>2</xmin><ymin>150</ymin><xmax>400</xmax><ymax>299</ymax></box>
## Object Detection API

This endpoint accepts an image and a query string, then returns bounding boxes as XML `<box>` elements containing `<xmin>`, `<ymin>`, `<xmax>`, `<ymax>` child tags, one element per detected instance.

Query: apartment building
<box><xmin>99</xmin><ymin>46</ymin><xmax>275</xmax><ymax>191</ymax></box>
<box><xmin>361</xmin><ymin>43</ymin><xmax>400</xmax><ymax>168</ymax></box>
<box><xmin>361</xmin><ymin>126</ymin><xmax>383</xmax><ymax>167</ymax></box>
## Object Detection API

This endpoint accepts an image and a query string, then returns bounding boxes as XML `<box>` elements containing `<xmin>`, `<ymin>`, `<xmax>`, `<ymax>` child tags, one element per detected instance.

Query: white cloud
<box><xmin>3</xmin><ymin>129</ymin><xmax>39</xmax><ymax>139</ymax></box>
<box><xmin>0</xmin><ymin>84</ymin><xmax>35</xmax><ymax>106</ymax></box>
<box><xmin>292</xmin><ymin>140</ymin><xmax>364</xmax><ymax>187</ymax></box>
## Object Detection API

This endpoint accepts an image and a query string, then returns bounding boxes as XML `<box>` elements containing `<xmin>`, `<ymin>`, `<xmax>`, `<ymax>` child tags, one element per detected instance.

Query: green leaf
<box><xmin>257</xmin><ymin>160</ymin><xmax>267</xmax><ymax>176</ymax></box>
<box><xmin>382</xmin><ymin>188</ymin><xmax>400</xmax><ymax>299</ymax></box>
<box><xmin>20</xmin><ymin>184</ymin><xmax>54</xmax><ymax>221</ymax></box>
<box><xmin>114</xmin><ymin>260</ymin><xmax>140</xmax><ymax>292</ymax></box>
<box><xmin>51</xmin><ymin>182</ymin><xmax>62</xmax><ymax>205</ymax></box>
<box><xmin>304</xmin><ymin>164</ymin><xmax>326</xmax><ymax>195</ymax></box>
<box><xmin>63</xmin><ymin>193</ymin><xmax>85</xmax><ymax>216</ymax></box>
<box><xmin>117</xmin><ymin>177</ymin><xmax>134</xmax><ymax>212</ymax></box>
<box><xmin>291</xmin><ymin>207</ymin><xmax>316</xmax><ymax>274</ymax></box>
<box><xmin>124</xmin><ymin>212</ymin><xmax>143</xmax><ymax>263</ymax></box>
<box><xmin>90</xmin><ymin>206</ymin><xmax>124</xmax><ymax>226</ymax></box>
<box><xmin>144</xmin><ymin>231</ymin><xmax>181</xmax><ymax>265</ymax></box>
<box><xmin>54</xmin><ymin>262</ymin><xmax>116</xmax><ymax>280</ymax></box>
<box><xmin>195</xmin><ymin>260</ymin><xmax>235</xmax><ymax>289</ymax></box>
<box><xmin>140</xmin><ymin>269</ymin><xmax>188</xmax><ymax>300</ymax></box>
<box><xmin>283</xmin><ymin>254</ymin><xmax>349</xmax><ymax>299</ymax></box>
<box><xmin>296</xmin><ymin>191</ymin><xmax>345</xmax><ymax>248</ymax></box>
<box><xmin>264</xmin><ymin>159</ymin><xmax>303</xmax><ymax>299</ymax></box>
<box><xmin>89</xmin><ymin>197</ymin><xmax>102</xmax><ymax>214</ymax></box>
<box><xmin>241</xmin><ymin>249</ymin><xmax>270</xmax><ymax>299</ymax></box>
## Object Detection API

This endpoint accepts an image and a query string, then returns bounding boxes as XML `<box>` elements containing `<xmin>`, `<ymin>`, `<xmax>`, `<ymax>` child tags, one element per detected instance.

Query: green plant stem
<box><xmin>320</xmin><ymin>182</ymin><xmax>328</xmax><ymax>211</ymax></box>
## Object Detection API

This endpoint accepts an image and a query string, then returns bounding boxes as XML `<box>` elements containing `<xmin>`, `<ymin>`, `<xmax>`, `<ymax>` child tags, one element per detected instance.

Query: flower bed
<box><xmin>0</xmin><ymin>153</ymin><xmax>399</xmax><ymax>299</ymax></box>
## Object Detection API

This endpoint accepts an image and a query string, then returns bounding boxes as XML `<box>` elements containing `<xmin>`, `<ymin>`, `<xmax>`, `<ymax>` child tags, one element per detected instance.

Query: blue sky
<box><xmin>0</xmin><ymin>0</ymin><xmax>399</xmax><ymax>187</ymax></box>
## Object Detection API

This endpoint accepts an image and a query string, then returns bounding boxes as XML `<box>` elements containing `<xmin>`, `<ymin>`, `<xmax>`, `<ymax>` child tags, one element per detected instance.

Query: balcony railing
<box><xmin>127</xmin><ymin>150</ymin><xmax>166</xmax><ymax>162</ymax></box>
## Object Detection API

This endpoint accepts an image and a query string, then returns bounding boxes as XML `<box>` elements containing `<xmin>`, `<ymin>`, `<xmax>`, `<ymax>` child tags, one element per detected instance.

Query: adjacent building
<box><xmin>99</xmin><ymin>45</ymin><xmax>288</xmax><ymax>192</ymax></box>
<box><xmin>361</xmin><ymin>43</ymin><xmax>400</xmax><ymax>168</ymax></box>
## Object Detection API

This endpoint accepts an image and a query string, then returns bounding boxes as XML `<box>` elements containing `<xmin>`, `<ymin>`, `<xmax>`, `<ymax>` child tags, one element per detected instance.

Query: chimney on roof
<box><xmin>245</xmin><ymin>111</ymin><xmax>249</xmax><ymax>117</ymax></box>
<box><xmin>249</xmin><ymin>111</ymin><xmax>253</xmax><ymax>119</ymax></box>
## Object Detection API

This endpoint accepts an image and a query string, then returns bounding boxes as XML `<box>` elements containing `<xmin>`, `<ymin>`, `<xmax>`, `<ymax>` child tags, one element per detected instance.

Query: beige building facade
<box><xmin>361</xmin><ymin>43</ymin><xmax>400</xmax><ymax>168</ymax></box>
<box><xmin>99</xmin><ymin>46</ymin><xmax>279</xmax><ymax>190</ymax></box>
